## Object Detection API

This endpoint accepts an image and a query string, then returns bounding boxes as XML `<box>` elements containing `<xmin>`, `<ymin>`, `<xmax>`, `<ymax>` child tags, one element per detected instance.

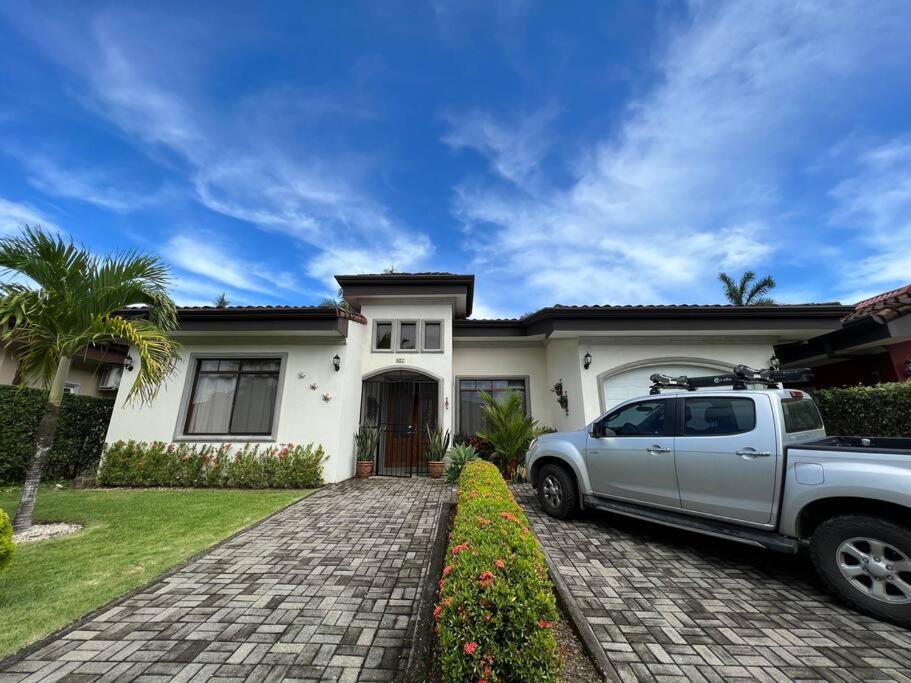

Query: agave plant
<box><xmin>476</xmin><ymin>390</ymin><xmax>539</xmax><ymax>478</ymax></box>
<box><xmin>444</xmin><ymin>443</ymin><xmax>478</xmax><ymax>483</ymax></box>
<box><xmin>354</xmin><ymin>424</ymin><xmax>379</xmax><ymax>462</ymax></box>
<box><xmin>425</xmin><ymin>424</ymin><xmax>451</xmax><ymax>462</ymax></box>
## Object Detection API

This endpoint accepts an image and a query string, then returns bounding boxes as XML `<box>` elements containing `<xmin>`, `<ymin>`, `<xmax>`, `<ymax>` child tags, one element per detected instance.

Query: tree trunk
<box><xmin>12</xmin><ymin>356</ymin><xmax>71</xmax><ymax>533</ymax></box>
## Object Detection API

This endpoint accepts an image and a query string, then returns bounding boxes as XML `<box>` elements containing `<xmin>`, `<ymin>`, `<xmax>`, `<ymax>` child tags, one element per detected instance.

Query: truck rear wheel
<box><xmin>536</xmin><ymin>464</ymin><xmax>578</xmax><ymax>519</ymax></box>
<box><xmin>810</xmin><ymin>514</ymin><xmax>911</xmax><ymax>627</ymax></box>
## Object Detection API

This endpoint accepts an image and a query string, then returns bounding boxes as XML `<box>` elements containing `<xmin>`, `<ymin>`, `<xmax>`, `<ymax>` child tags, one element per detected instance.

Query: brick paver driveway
<box><xmin>515</xmin><ymin>485</ymin><xmax>911</xmax><ymax>682</ymax></box>
<box><xmin>1</xmin><ymin>478</ymin><xmax>452</xmax><ymax>683</ymax></box>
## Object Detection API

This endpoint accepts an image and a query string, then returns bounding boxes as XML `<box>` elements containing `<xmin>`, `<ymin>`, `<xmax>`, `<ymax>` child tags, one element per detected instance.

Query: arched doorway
<box><xmin>360</xmin><ymin>369</ymin><xmax>439</xmax><ymax>477</ymax></box>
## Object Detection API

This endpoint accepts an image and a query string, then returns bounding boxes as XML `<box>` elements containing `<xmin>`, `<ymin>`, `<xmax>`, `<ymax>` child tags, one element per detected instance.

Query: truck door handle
<box><xmin>646</xmin><ymin>445</ymin><xmax>671</xmax><ymax>455</ymax></box>
<box><xmin>736</xmin><ymin>448</ymin><xmax>771</xmax><ymax>458</ymax></box>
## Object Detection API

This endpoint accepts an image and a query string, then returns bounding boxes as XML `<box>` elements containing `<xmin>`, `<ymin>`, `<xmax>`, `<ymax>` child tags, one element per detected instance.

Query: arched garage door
<box><xmin>600</xmin><ymin>361</ymin><xmax>731</xmax><ymax>413</ymax></box>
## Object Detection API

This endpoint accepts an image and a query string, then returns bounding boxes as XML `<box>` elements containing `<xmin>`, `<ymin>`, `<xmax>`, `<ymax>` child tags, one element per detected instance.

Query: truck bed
<box><xmin>791</xmin><ymin>436</ymin><xmax>911</xmax><ymax>455</ymax></box>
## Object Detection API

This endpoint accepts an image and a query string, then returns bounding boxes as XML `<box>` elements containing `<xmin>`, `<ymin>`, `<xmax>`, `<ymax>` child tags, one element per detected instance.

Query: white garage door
<box><xmin>600</xmin><ymin>363</ymin><xmax>729</xmax><ymax>413</ymax></box>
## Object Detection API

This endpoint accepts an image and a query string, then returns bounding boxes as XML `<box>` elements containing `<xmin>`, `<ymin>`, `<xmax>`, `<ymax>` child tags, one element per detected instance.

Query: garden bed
<box><xmin>427</xmin><ymin>460</ymin><xmax>598</xmax><ymax>682</ymax></box>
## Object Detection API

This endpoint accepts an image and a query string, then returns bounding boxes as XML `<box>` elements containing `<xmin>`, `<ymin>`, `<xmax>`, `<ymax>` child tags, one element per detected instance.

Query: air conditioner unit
<box><xmin>98</xmin><ymin>364</ymin><xmax>124</xmax><ymax>391</ymax></box>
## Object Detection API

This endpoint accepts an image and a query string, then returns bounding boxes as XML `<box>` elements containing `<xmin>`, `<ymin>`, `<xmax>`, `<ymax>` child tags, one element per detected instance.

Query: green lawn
<box><xmin>0</xmin><ymin>484</ymin><xmax>311</xmax><ymax>658</ymax></box>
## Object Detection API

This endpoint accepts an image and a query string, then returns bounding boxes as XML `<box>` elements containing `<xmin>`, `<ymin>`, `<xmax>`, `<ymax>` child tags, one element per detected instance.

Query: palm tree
<box><xmin>0</xmin><ymin>227</ymin><xmax>182</xmax><ymax>532</ymax></box>
<box><xmin>476</xmin><ymin>390</ymin><xmax>538</xmax><ymax>478</ymax></box>
<box><xmin>213</xmin><ymin>292</ymin><xmax>230</xmax><ymax>308</ymax></box>
<box><xmin>319</xmin><ymin>287</ymin><xmax>356</xmax><ymax>314</ymax></box>
<box><xmin>718</xmin><ymin>271</ymin><xmax>777</xmax><ymax>305</ymax></box>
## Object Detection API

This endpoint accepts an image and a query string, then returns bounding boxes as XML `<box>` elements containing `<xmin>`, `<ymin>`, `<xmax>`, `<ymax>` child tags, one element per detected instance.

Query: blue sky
<box><xmin>1</xmin><ymin>1</ymin><xmax>910</xmax><ymax>317</ymax></box>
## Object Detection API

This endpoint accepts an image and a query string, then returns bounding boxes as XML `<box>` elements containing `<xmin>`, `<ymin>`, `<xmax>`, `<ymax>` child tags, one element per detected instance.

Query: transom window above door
<box><xmin>180</xmin><ymin>357</ymin><xmax>284</xmax><ymax>438</ymax></box>
<box><xmin>372</xmin><ymin>320</ymin><xmax>444</xmax><ymax>353</ymax></box>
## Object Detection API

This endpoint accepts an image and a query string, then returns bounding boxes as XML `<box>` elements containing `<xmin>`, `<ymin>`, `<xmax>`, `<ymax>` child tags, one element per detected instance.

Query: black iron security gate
<box><xmin>360</xmin><ymin>370</ymin><xmax>439</xmax><ymax>477</ymax></box>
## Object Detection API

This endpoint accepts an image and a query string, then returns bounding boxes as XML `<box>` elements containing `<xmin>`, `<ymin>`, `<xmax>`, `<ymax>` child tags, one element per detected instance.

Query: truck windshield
<box><xmin>782</xmin><ymin>398</ymin><xmax>823</xmax><ymax>433</ymax></box>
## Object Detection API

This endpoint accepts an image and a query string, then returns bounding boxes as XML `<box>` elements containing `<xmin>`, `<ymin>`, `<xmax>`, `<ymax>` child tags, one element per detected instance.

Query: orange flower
<box><xmin>537</xmin><ymin>619</ymin><xmax>553</xmax><ymax>629</ymax></box>
<box><xmin>443</xmin><ymin>565</ymin><xmax>452</xmax><ymax>577</ymax></box>
<box><xmin>451</xmin><ymin>543</ymin><xmax>469</xmax><ymax>555</ymax></box>
<box><xmin>494</xmin><ymin>559</ymin><xmax>506</xmax><ymax>570</ymax></box>
<box><xmin>433</xmin><ymin>605</ymin><xmax>442</xmax><ymax>620</ymax></box>
<box><xmin>478</xmin><ymin>571</ymin><xmax>495</xmax><ymax>589</ymax></box>
<box><xmin>463</xmin><ymin>641</ymin><xmax>478</xmax><ymax>655</ymax></box>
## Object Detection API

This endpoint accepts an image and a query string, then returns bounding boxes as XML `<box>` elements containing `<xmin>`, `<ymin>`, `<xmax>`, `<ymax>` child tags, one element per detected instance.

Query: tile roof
<box><xmin>844</xmin><ymin>284</ymin><xmax>911</xmax><ymax>324</ymax></box>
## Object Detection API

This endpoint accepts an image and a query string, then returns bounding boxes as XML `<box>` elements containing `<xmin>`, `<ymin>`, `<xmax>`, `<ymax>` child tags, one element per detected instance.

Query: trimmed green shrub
<box><xmin>815</xmin><ymin>383</ymin><xmax>911</xmax><ymax>437</ymax></box>
<box><xmin>0</xmin><ymin>386</ymin><xmax>114</xmax><ymax>483</ymax></box>
<box><xmin>0</xmin><ymin>509</ymin><xmax>13</xmax><ymax>572</ymax></box>
<box><xmin>97</xmin><ymin>440</ymin><xmax>326</xmax><ymax>488</ymax></box>
<box><xmin>436</xmin><ymin>460</ymin><xmax>561</xmax><ymax>682</ymax></box>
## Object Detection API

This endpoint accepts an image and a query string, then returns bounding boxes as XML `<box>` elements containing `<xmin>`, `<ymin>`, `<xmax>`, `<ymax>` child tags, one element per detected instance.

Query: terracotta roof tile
<box><xmin>844</xmin><ymin>284</ymin><xmax>911</xmax><ymax>324</ymax></box>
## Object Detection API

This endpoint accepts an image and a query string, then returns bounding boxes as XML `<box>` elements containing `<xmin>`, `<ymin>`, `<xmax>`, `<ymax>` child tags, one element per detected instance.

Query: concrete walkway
<box><xmin>0</xmin><ymin>478</ymin><xmax>452</xmax><ymax>683</ymax></box>
<box><xmin>515</xmin><ymin>485</ymin><xmax>911</xmax><ymax>682</ymax></box>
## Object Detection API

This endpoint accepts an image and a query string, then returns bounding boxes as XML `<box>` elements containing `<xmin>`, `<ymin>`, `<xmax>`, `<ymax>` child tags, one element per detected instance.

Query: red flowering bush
<box><xmin>435</xmin><ymin>460</ymin><xmax>561</xmax><ymax>682</ymax></box>
<box><xmin>97</xmin><ymin>440</ymin><xmax>326</xmax><ymax>488</ymax></box>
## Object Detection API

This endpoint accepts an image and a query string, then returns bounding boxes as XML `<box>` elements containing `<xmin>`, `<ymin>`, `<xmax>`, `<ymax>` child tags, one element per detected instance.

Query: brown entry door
<box><xmin>361</xmin><ymin>372</ymin><xmax>438</xmax><ymax>477</ymax></box>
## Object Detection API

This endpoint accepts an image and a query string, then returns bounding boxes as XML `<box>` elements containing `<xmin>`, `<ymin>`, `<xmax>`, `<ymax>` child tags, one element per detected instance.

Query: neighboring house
<box><xmin>104</xmin><ymin>273</ymin><xmax>852</xmax><ymax>482</ymax></box>
<box><xmin>0</xmin><ymin>343</ymin><xmax>128</xmax><ymax>397</ymax></box>
<box><xmin>776</xmin><ymin>283</ymin><xmax>911</xmax><ymax>386</ymax></box>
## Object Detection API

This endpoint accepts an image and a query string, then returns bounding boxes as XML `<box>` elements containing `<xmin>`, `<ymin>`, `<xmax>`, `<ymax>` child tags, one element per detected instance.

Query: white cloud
<box><xmin>442</xmin><ymin>108</ymin><xmax>556</xmax><ymax>188</ymax></box>
<box><xmin>4</xmin><ymin>6</ymin><xmax>432</xmax><ymax>284</ymax></box>
<box><xmin>0</xmin><ymin>197</ymin><xmax>60</xmax><ymax>235</ymax></box>
<box><xmin>447</xmin><ymin>2</ymin><xmax>911</xmax><ymax>312</ymax></box>
<box><xmin>165</xmin><ymin>234</ymin><xmax>301</xmax><ymax>296</ymax></box>
<box><xmin>829</xmin><ymin>137</ymin><xmax>911</xmax><ymax>299</ymax></box>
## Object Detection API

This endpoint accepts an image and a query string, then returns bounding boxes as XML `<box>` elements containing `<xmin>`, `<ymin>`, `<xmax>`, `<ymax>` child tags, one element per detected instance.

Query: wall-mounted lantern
<box><xmin>332</xmin><ymin>354</ymin><xmax>341</xmax><ymax>372</ymax></box>
<box><xmin>583</xmin><ymin>352</ymin><xmax>592</xmax><ymax>370</ymax></box>
<box><xmin>123</xmin><ymin>354</ymin><xmax>135</xmax><ymax>372</ymax></box>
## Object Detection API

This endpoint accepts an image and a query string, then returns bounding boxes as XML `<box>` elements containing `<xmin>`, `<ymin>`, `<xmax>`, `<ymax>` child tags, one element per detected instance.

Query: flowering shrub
<box><xmin>0</xmin><ymin>509</ymin><xmax>13</xmax><ymax>572</ymax></box>
<box><xmin>436</xmin><ymin>460</ymin><xmax>561</xmax><ymax>682</ymax></box>
<box><xmin>97</xmin><ymin>440</ymin><xmax>326</xmax><ymax>488</ymax></box>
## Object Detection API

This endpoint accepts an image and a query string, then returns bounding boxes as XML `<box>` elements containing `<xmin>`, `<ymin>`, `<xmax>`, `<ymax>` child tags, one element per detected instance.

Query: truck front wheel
<box><xmin>536</xmin><ymin>464</ymin><xmax>578</xmax><ymax>520</ymax></box>
<box><xmin>810</xmin><ymin>514</ymin><xmax>911</xmax><ymax>627</ymax></box>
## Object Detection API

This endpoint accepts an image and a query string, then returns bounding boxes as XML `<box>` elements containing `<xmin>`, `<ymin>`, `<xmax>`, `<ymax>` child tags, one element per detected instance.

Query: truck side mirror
<box><xmin>590</xmin><ymin>419</ymin><xmax>603</xmax><ymax>438</ymax></box>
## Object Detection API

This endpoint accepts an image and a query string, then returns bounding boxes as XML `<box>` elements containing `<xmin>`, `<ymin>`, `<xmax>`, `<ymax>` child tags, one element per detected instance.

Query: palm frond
<box><xmin>717</xmin><ymin>272</ymin><xmax>742</xmax><ymax>305</ymax></box>
<box><xmin>87</xmin><ymin>315</ymin><xmax>182</xmax><ymax>403</ymax></box>
<box><xmin>745</xmin><ymin>275</ymin><xmax>776</xmax><ymax>305</ymax></box>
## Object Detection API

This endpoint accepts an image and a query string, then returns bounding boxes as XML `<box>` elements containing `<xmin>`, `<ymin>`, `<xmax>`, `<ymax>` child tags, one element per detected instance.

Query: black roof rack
<box><xmin>648</xmin><ymin>364</ymin><xmax>813</xmax><ymax>395</ymax></box>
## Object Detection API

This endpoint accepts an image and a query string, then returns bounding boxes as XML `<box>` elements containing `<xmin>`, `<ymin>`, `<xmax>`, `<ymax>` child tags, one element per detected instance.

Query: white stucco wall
<box><xmin>105</xmin><ymin>328</ymin><xmax>366</xmax><ymax>483</ymax></box>
<box><xmin>359</xmin><ymin>302</ymin><xmax>456</xmax><ymax>434</ymax></box>
<box><xmin>452</xmin><ymin>344</ymin><xmax>552</xmax><ymax>430</ymax></box>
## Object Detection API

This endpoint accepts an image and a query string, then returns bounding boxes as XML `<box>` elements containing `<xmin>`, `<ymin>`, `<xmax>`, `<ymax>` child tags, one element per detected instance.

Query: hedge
<box><xmin>436</xmin><ymin>460</ymin><xmax>561</xmax><ymax>682</ymax></box>
<box><xmin>0</xmin><ymin>385</ymin><xmax>115</xmax><ymax>484</ymax></box>
<box><xmin>815</xmin><ymin>382</ymin><xmax>911</xmax><ymax>437</ymax></box>
<box><xmin>0</xmin><ymin>510</ymin><xmax>13</xmax><ymax>572</ymax></box>
<box><xmin>97</xmin><ymin>440</ymin><xmax>327</xmax><ymax>488</ymax></box>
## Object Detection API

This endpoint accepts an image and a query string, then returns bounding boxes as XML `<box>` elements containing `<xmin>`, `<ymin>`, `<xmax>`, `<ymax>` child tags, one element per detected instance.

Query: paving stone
<box><xmin>0</xmin><ymin>478</ymin><xmax>452</xmax><ymax>682</ymax></box>
<box><xmin>514</xmin><ymin>484</ymin><xmax>911</xmax><ymax>683</ymax></box>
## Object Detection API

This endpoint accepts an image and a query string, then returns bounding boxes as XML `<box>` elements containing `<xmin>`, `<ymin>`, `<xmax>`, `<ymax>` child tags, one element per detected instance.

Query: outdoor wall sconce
<box><xmin>123</xmin><ymin>354</ymin><xmax>134</xmax><ymax>372</ymax></box>
<box><xmin>583</xmin><ymin>352</ymin><xmax>592</xmax><ymax>370</ymax></box>
<box><xmin>332</xmin><ymin>354</ymin><xmax>341</xmax><ymax>372</ymax></box>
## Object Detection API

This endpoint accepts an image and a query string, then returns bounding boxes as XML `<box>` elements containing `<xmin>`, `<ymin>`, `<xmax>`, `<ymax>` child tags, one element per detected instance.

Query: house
<box><xmin>776</xmin><ymin>284</ymin><xmax>911</xmax><ymax>386</ymax></box>
<box><xmin>0</xmin><ymin>343</ymin><xmax>128</xmax><ymax>397</ymax></box>
<box><xmin>104</xmin><ymin>272</ymin><xmax>853</xmax><ymax>482</ymax></box>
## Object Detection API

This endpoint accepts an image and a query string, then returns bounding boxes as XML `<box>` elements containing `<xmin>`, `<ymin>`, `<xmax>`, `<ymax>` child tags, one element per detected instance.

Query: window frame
<box><xmin>455</xmin><ymin>375</ymin><xmax>531</xmax><ymax>436</ymax></box>
<box><xmin>676</xmin><ymin>395</ymin><xmax>757</xmax><ymax>437</ymax></box>
<box><xmin>595</xmin><ymin>398</ymin><xmax>676</xmax><ymax>438</ymax></box>
<box><xmin>421</xmin><ymin>319</ymin><xmax>444</xmax><ymax>353</ymax></box>
<box><xmin>173</xmin><ymin>352</ymin><xmax>288</xmax><ymax>442</ymax></box>
<box><xmin>372</xmin><ymin>320</ymin><xmax>394</xmax><ymax>353</ymax></box>
<box><xmin>396</xmin><ymin>319</ymin><xmax>420</xmax><ymax>353</ymax></box>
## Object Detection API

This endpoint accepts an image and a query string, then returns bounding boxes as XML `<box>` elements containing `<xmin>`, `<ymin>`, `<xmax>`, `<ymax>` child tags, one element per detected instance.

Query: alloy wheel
<box><xmin>542</xmin><ymin>474</ymin><xmax>563</xmax><ymax>509</ymax></box>
<box><xmin>836</xmin><ymin>537</ymin><xmax>911</xmax><ymax>604</ymax></box>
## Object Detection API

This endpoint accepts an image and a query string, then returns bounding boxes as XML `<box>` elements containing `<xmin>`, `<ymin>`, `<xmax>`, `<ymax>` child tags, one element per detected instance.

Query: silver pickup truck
<box><xmin>526</xmin><ymin>372</ymin><xmax>911</xmax><ymax>626</ymax></box>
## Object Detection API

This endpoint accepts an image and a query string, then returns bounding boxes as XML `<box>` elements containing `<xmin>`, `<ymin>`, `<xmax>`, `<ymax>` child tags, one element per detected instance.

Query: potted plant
<box><xmin>354</xmin><ymin>425</ymin><xmax>379</xmax><ymax>478</ymax></box>
<box><xmin>425</xmin><ymin>424</ymin><xmax>450</xmax><ymax>479</ymax></box>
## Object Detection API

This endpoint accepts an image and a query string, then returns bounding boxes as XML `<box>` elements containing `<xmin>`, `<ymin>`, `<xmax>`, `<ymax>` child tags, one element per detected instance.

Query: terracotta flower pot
<box><xmin>428</xmin><ymin>461</ymin><xmax>445</xmax><ymax>479</ymax></box>
<box><xmin>356</xmin><ymin>460</ymin><xmax>374</xmax><ymax>479</ymax></box>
